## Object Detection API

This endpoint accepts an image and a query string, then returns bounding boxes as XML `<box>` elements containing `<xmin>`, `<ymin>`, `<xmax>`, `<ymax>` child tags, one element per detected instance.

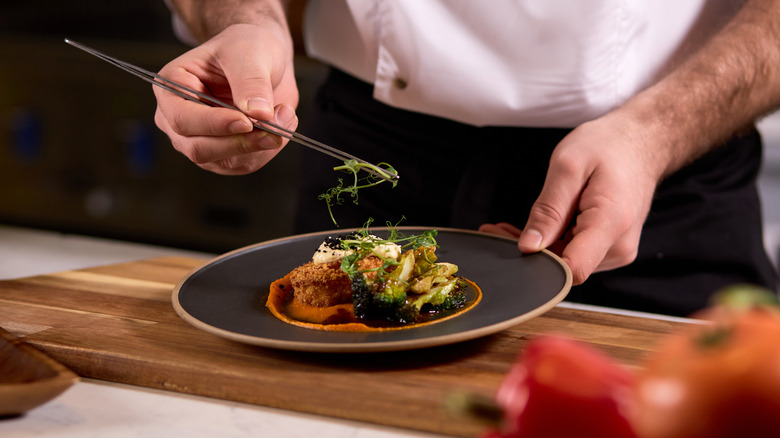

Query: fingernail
<box><xmin>258</xmin><ymin>132</ymin><xmax>281</xmax><ymax>150</ymax></box>
<box><xmin>247</xmin><ymin>97</ymin><xmax>272</xmax><ymax>114</ymax></box>
<box><xmin>228</xmin><ymin>120</ymin><xmax>251</xmax><ymax>134</ymax></box>
<box><xmin>518</xmin><ymin>229</ymin><xmax>543</xmax><ymax>250</ymax></box>
<box><xmin>275</xmin><ymin>105</ymin><xmax>296</xmax><ymax>127</ymax></box>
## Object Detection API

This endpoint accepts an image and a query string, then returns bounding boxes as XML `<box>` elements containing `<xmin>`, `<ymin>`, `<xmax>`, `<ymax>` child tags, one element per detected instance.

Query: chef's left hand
<box><xmin>480</xmin><ymin>112</ymin><xmax>664</xmax><ymax>285</ymax></box>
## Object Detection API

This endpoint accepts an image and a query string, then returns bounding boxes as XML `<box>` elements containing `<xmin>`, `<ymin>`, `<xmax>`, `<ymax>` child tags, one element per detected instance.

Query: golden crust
<box><xmin>289</xmin><ymin>261</ymin><xmax>351</xmax><ymax>307</ymax></box>
<box><xmin>288</xmin><ymin>256</ymin><xmax>387</xmax><ymax>307</ymax></box>
<box><xmin>357</xmin><ymin>256</ymin><xmax>385</xmax><ymax>279</ymax></box>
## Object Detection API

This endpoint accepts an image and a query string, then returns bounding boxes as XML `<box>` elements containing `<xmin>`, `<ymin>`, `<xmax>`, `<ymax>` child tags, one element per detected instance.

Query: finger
<box><xmin>155</xmin><ymin>107</ymin><xmax>259</xmax><ymax>162</ymax></box>
<box><xmin>220</xmin><ymin>41</ymin><xmax>277</xmax><ymax>121</ymax></box>
<box><xmin>157</xmin><ymin>103</ymin><xmax>297</xmax><ymax>164</ymax></box>
<box><xmin>560</xmin><ymin>224</ymin><xmax>611</xmax><ymax>286</ymax></box>
<box><xmin>560</xmin><ymin>215</ymin><xmax>617</xmax><ymax>286</ymax></box>
<box><xmin>559</xmin><ymin>200</ymin><xmax>639</xmax><ymax>285</ymax></box>
<box><xmin>198</xmin><ymin>148</ymin><xmax>284</xmax><ymax>176</ymax></box>
<box><xmin>156</xmin><ymin>94</ymin><xmax>254</xmax><ymax>138</ymax></box>
<box><xmin>271</xmin><ymin>103</ymin><xmax>299</xmax><ymax>142</ymax></box>
<box><xmin>517</xmin><ymin>158</ymin><xmax>582</xmax><ymax>254</ymax></box>
<box><xmin>154</xmin><ymin>61</ymin><xmax>255</xmax><ymax>137</ymax></box>
<box><xmin>186</xmin><ymin>131</ymin><xmax>279</xmax><ymax>164</ymax></box>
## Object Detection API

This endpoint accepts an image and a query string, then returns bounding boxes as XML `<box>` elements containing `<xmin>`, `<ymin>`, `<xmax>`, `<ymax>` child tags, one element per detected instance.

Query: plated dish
<box><xmin>172</xmin><ymin>228</ymin><xmax>572</xmax><ymax>353</ymax></box>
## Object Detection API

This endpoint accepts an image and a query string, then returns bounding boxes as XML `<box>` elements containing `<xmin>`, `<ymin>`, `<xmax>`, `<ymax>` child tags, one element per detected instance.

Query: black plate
<box><xmin>172</xmin><ymin>228</ymin><xmax>571</xmax><ymax>353</ymax></box>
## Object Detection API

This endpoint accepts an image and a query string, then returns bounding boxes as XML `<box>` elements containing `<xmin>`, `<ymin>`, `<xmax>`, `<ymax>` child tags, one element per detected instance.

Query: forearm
<box><xmin>167</xmin><ymin>0</ymin><xmax>291</xmax><ymax>43</ymax></box>
<box><xmin>618</xmin><ymin>0</ymin><xmax>780</xmax><ymax>179</ymax></box>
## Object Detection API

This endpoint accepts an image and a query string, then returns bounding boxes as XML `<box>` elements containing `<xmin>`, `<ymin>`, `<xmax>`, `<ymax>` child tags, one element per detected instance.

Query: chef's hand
<box><xmin>154</xmin><ymin>23</ymin><xmax>299</xmax><ymax>175</ymax></box>
<box><xmin>482</xmin><ymin>0</ymin><xmax>780</xmax><ymax>285</ymax></box>
<box><xmin>480</xmin><ymin>112</ymin><xmax>664</xmax><ymax>285</ymax></box>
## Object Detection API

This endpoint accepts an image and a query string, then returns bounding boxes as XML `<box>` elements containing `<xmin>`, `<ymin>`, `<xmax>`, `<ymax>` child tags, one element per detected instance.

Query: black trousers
<box><xmin>294</xmin><ymin>68</ymin><xmax>778</xmax><ymax>316</ymax></box>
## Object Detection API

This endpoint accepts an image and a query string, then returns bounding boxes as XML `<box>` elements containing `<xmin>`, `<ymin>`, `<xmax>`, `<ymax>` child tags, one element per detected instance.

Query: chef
<box><xmin>155</xmin><ymin>0</ymin><xmax>780</xmax><ymax>316</ymax></box>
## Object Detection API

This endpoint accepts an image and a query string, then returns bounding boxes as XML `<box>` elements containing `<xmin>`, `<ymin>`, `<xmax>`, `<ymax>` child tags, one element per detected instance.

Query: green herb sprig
<box><xmin>339</xmin><ymin>218</ymin><xmax>438</xmax><ymax>280</ymax></box>
<box><xmin>318</xmin><ymin>160</ymin><xmax>398</xmax><ymax>226</ymax></box>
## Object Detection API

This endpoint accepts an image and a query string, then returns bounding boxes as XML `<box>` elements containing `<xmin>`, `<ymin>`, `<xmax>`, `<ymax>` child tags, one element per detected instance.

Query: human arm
<box><xmin>154</xmin><ymin>0</ymin><xmax>299</xmax><ymax>175</ymax></box>
<box><xmin>484</xmin><ymin>0</ymin><xmax>780</xmax><ymax>285</ymax></box>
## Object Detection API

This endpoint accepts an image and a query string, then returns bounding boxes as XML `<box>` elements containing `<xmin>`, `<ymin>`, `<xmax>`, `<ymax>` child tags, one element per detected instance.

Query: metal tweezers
<box><xmin>64</xmin><ymin>38</ymin><xmax>399</xmax><ymax>183</ymax></box>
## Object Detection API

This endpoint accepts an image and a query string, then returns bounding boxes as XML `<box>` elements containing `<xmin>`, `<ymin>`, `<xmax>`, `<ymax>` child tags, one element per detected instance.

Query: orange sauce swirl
<box><xmin>266</xmin><ymin>271</ymin><xmax>482</xmax><ymax>332</ymax></box>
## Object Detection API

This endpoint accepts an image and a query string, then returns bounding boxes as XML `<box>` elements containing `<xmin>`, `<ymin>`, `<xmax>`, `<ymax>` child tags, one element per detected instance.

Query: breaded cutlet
<box><xmin>289</xmin><ymin>256</ymin><xmax>386</xmax><ymax>307</ymax></box>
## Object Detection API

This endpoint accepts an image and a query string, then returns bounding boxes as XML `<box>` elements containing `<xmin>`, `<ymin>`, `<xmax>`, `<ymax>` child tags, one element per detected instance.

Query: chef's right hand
<box><xmin>154</xmin><ymin>23</ymin><xmax>300</xmax><ymax>175</ymax></box>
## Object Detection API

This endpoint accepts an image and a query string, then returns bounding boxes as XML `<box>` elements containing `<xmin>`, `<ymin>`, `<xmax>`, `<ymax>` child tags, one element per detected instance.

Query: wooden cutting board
<box><xmin>0</xmin><ymin>257</ymin><xmax>688</xmax><ymax>437</ymax></box>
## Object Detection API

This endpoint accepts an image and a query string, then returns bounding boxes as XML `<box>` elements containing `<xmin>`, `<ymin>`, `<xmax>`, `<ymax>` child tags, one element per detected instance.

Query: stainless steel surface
<box><xmin>64</xmin><ymin>39</ymin><xmax>399</xmax><ymax>184</ymax></box>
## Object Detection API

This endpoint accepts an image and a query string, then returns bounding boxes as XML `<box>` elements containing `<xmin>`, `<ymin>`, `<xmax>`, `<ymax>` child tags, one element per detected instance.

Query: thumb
<box><xmin>224</xmin><ymin>56</ymin><xmax>276</xmax><ymax>122</ymax></box>
<box><xmin>244</xmin><ymin>94</ymin><xmax>275</xmax><ymax>122</ymax></box>
<box><xmin>518</xmin><ymin>174</ymin><xmax>580</xmax><ymax>254</ymax></box>
<box><xmin>236</xmin><ymin>76</ymin><xmax>275</xmax><ymax>122</ymax></box>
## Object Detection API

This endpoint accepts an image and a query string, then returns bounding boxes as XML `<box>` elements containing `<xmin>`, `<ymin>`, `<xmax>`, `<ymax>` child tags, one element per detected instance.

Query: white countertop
<box><xmin>1</xmin><ymin>379</ymin><xmax>440</xmax><ymax>438</ymax></box>
<box><xmin>0</xmin><ymin>225</ymin><xmax>442</xmax><ymax>438</ymax></box>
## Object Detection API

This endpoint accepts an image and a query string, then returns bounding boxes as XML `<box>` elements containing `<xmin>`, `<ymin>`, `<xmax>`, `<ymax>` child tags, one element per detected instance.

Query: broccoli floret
<box><xmin>411</xmin><ymin>278</ymin><xmax>467</xmax><ymax>313</ymax></box>
<box><xmin>351</xmin><ymin>274</ymin><xmax>373</xmax><ymax>319</ymax></box>
<box><xmin>367</xmin><ymin>277</ymin><xmax>408</xmax><ymax>323</ymax></box>
<box><xmin>348</xmin><ymin>245</ymin><xmax>467</xmax><ymax>325</ymax></box>
<box><xmin>350</xmin><ymin>274</ymin><xmax>417</xmax><ymax>324</ymax></box>
<box><xmin>426</xmin><ymin>281</ymin><xmax>468</xmax><ymax>313</ymax></box>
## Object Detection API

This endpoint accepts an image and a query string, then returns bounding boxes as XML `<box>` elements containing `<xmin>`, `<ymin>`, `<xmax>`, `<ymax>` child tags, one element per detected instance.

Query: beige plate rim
<box><xmin>171</xmin><ymin>227</ymin><xmax>572</xmax><ymax>353</ymax></box>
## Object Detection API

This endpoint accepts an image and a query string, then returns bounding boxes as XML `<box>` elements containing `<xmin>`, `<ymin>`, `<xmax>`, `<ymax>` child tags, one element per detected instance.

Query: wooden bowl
<box><xmin>0</xmin><ymin>327</ymin><xmax>79</xmax><ymax>416</ymax></box>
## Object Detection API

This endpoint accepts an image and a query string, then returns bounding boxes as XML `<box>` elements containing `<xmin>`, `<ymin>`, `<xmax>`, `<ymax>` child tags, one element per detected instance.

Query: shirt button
<box><xmin>394</xmin><ymin>77</ymin><xmax>408</xmax><ymax>90</ymax></box>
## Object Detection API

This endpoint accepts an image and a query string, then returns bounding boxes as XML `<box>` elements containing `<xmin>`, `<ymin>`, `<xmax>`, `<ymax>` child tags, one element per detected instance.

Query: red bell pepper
<box><xmin>486</xmin><ymin>335</ymin><xmax>637</xmax><ymax>438</ymax></box>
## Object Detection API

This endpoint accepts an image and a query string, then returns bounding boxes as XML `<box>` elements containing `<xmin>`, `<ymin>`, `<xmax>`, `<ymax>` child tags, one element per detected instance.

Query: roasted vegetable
<box><xmin>349</xmin><ymin>247</ymin><xmax>467</xmax><ymax>324</ymax></box>
<box><xmin>335</xmin><ymin>225</ymin><xmax>468</xmax><ymax>325</ymax></box>
<box><xmin>351</xmin><ymin>272</ymin><xmax>417</xmax><ymax>324</ymax></box>
<box><xmin>411</xmin><ymin>277</ymin><xmax>467</xmax><ymax>311</ymax></box>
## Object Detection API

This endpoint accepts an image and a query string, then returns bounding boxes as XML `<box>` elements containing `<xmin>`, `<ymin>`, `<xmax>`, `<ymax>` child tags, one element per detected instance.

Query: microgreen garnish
<box><xmin>339</xmin><ymin>218</ymin><xmax>438</xmax><ymax>280</ymax></box>
<box><xmin>318</xmin><ymin>160</ymin><xmax>398</xmax><ymax>226</ymax></box>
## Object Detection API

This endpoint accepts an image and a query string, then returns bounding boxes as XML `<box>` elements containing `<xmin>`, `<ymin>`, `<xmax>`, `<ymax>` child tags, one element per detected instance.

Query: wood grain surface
<box><xmin>0</xmin><ymin>257</ymin><xmax>688</xmax><ymax>437</ymax></box>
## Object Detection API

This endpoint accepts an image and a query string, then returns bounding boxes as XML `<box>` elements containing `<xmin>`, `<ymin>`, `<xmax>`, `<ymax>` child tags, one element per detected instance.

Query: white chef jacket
<box><xmin>304</xmin><ymin>0</ymin><xmax>742</xmax><ymax>127</ymax></box>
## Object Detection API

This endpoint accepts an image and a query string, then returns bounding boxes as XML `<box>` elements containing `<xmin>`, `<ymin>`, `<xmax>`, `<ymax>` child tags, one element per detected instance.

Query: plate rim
<box><xmin>171</xmin><ymin>227</ymin><xmax>572</xmax><ymax>353</ymax></box>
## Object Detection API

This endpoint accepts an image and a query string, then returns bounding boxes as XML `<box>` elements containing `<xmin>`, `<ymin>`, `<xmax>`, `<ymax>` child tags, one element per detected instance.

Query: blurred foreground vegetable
<box><xmin>487</xmin><ymin>335</ymin><xmax>637</xmax><ymax>438</ymax></box>
<box><xmin>633</xmin><ymin>286</ymin><xmax>780</xmax><ymax>438</ymax></box>
<box><xmin>452</xmin><ymin>285</ymin><xmax>780</xmax><ymax>438</ymax></box>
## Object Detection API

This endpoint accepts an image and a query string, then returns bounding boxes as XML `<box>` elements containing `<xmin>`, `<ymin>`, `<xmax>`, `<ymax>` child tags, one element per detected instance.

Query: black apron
<box><xmin>294</xmin><ymin>68</ymin><xmax>778</xmax><ymax>316</ymax></box>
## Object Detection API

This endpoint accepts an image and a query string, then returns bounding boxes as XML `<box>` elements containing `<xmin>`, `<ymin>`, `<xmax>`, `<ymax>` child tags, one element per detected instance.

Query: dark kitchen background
<box><xmin>0</xmin><ymin>1</ymin><xmax>328</xmax><ymax>253</ymax></box>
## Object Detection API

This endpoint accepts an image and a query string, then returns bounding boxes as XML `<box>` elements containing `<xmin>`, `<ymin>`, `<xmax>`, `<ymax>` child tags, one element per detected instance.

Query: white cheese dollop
<box><xmin>311</xmin><ymin>234</ymin><xmax>401</xmax><ymax>264</ymax></box>
<box><xmin>311</xmin><ymin>242</ymin><xmax>347</xmax><ymax>264</ymax></box>
<box><xmin>371</xmin><ymin>240</ymin><xmax>402</xmax><ymax>261</ymax></box>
